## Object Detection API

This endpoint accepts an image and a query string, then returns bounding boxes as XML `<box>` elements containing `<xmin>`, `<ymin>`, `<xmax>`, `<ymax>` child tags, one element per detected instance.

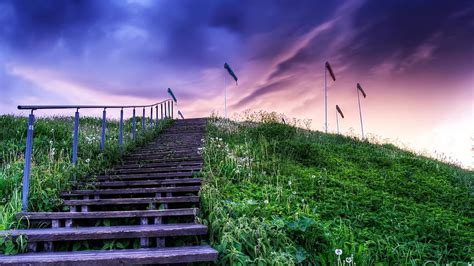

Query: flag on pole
<box><xmin>167</xmin><ymin>88</ymin><xmax>177</xmax><ymax>103</ymax></box>
<box><xmin>325</xmin><ymin>61</ymin><xmax>336</xmax><ymax>81</ymax></box>
<box><xmin>336</xmin><ymin>105</ymin><xmax>344</xmax><ymax>118</ymax></box>
<box><xmin>178</xmin><ymin>110</ymin><xmax>184</xmax><ymax>119</ymax></box>
<box><xmin>224</xmin><ymin>62</ymin><xmax>238</xmax><ymax>85</ymax></box>
<box><xmin>357</xmin><ymin>83</ymin><xmax>366</xmax><ymax>98</ymax></box>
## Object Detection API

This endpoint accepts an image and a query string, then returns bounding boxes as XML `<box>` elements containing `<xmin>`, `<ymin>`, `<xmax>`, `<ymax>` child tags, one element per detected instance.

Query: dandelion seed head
<box><xmin>335</xmin><ymin>249</ymin><xmax>343</xmax><ymax>256</ymax></box>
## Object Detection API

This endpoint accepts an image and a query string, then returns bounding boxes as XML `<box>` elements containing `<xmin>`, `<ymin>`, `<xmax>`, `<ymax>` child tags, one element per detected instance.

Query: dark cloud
<box><xmin>233</xmin><ymin>78</ymin><xmax>294</xmax><ymax>108</ymax></box>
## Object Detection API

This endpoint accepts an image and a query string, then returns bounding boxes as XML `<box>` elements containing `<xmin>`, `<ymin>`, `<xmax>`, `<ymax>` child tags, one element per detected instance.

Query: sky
<box><xmin>0</xmin><ymin>0</ymin><xmax>473</xmax><ymax>168</ymax></box>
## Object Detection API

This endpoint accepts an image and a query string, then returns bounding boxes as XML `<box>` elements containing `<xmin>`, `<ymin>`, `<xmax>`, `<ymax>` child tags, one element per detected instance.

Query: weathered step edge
<box><xmin>17</xmin><ymin>208</ymin><xmax>198</xmax><ymax>220</ymax></box>
<box><xmin>0</xmin><ymin>245</ymin><xmax>218</xmax><ymax>265</ymax></box>
<box><xmin>1</xmin><ymin>223</ymin><xmax>207</xmax><ymax>241</ymax></box>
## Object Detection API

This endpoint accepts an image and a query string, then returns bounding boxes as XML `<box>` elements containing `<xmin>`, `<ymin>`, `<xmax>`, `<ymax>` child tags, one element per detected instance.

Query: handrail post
<box><xmin>171</xmin><ymin>101</ymin><xmax>174</xmax><ymax>119</ymax></box>
<box><xmin>72</xmin><ymin>109</ymin><xmax>80</xmax><ymax>165</ymax></box>
<box><xmin>21</xmin><ymin>111</ymin><xmax>35</xmax><ymax>212</ymax></box>
<box><xmin>101</xmin><ymin>108</ymin><xmax>106</xmax><ymax>150</ymax></box>
<box><xmin>142</xmin><ymin>108</ymin><xmax>146</xmax><ymax>136</ymax></box>
<box><xmin>168</xmin><ymin>101</ymin><xmax>173</xmax><ymax>118</ymax></box>
<box><xmin>155</xmin><ymin>105</ymin><xmax>159</xmax><ymax>126</ymax></box>
<box><xmin>132</xmin><ymin>108</ymin><xmax>136</xmax><ymax>142</ymax></box>
<box><xmin>160</xmin><ymin>104</ymin><xmax>164</xmax><ymax>120</ymax></box>
<box><xmin>119</xmin><ymin>108</ymin><xmax>124</xmax><ymax>148</ymax></box>
<box><xmin>150</xmin><ymin>107</ymin><xmax>154</xmax><ymax>128</ymax></box>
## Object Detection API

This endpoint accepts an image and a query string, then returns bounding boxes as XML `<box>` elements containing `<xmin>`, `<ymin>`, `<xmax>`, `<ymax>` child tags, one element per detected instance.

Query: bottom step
<box><xmin>0</xmin><ymin>245</ymin><xmax>218</xmax><ymax>265</ymax></box>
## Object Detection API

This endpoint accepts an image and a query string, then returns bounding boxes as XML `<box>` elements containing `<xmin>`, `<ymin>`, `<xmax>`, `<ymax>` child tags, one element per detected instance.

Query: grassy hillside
<box><xmin>0</xmin><ymin>115</ymin><xmax>169</xmax><ymax>254</ymax></box>
<box><xmin>200</xmin><ymin>114</ymin><xmax>473</xmax><ymax>265</ymax></box>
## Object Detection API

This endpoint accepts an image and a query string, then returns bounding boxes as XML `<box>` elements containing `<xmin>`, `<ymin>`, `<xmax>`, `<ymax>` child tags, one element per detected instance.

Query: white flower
<box><xmin>311</xmin><ymin>175</ymin><xmax>316</xmax><ymax>179</ymax></box>
<box><xmin>263</xmin><ymin>200</ymin><xmax>269</xmax><ymax>204</ymax></box>
<box><xmin>345</xmin><ymin>257</ymin><xmax>352</xmax><ymax>263</ymax></box>
<box><xmin>292</xmin><ymin>191</ymin><xmax>296</xmax><ymax>195</ymax></box>
<box><xmin>335</xmin><ymin>249</ymin><xmax>343</xmax><ymax>256</ymax></box>
<box><xmin>85</xmin><ymin>158</ymin><xmax>91</xmax><ymax>163</ymax></box>
<box><xmin>49</xmin><ymin>140</ymin><xmax>53</xmax><ymax>145</ymax></box>
<box><xmin>288</xmin><ymin>181</ymin><xmax>292</xmax><ymax>186</ymax></box>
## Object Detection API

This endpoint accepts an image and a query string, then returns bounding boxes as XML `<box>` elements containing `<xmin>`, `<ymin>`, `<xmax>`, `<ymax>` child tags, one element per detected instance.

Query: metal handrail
<box><xmin>17</xmin><ymin>99</ymin><xmax>172</xmax><ymax>110</ymax></box>
<box><xmin>18</xmin><ymin>98</ymin><xmax>175</xmax><ymax>212</ymax></box>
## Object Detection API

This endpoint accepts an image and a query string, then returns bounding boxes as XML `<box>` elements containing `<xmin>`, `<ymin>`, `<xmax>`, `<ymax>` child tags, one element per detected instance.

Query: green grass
<box><xmin>200</xmin><ymin>113</ymin><xmax>473</xmax><ymax>265</ymax></box>
<box><xmin>0</xmin><ymin>114</ymin><xmax>170</xmax><ymax>254</ymax></box>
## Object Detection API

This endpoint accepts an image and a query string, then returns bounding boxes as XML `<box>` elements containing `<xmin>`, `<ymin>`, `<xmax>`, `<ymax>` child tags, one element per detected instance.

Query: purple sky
<box><xmin>0</xmin><ymin>0</ymin><xmax>473</xmax><ymax>168</ymax></box>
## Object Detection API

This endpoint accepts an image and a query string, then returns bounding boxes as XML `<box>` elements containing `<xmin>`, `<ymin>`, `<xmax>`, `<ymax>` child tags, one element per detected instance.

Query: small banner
<box><xmin>336</xmin><ymin>105</ymin><xmax>344</xmax><ymax>118</ymax></box>
<box><xmin>357</xmin><ymin>83</ymin><xmax>367</xmax><ymax>98</ymax></box>
<box><xmin>167</xmin><ymin>88</ymin><xmax>177</xmax><ymax>103</ymax></box>
<box><xmin>224</xmin><ymin>62</ymin><xmax>238</xmax><ymax>85</ymax></box>
<box><xmin>325</xmin><ymin>61</ymin><xmax>336</xmax><ymax>81</ymax></box>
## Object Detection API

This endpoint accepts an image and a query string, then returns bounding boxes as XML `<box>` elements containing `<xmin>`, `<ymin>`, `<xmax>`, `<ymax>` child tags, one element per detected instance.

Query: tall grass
<box><xmin>200</xmin><ymin>112</ymin><xmax>473</xmax><ymax>265</ymax></box>
<box><xmin>0</xmin><ymin>115</ymin><xmax>170</xmax><ymax>254</ymax></box>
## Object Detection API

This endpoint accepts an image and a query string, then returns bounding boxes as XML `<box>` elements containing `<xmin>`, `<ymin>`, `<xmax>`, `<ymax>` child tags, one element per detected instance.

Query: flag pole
<box><xmin>336</xmin><ymin>109</ymin><xmax>339</xmax><ymax>134</ymax></box>
<box><xmin>324</xmin><ymin>65</ymin><xmax>328</xmax><ymax>133</ymax></box>
<box><xmin>357</xmin><ymin>88</ymin><xmax>365</xmax><ymax>139</ymax></box>
<box><xmin>224</xmin><ymin>73</ymin><xmax>227</xmax><ymax>119</ymax></box>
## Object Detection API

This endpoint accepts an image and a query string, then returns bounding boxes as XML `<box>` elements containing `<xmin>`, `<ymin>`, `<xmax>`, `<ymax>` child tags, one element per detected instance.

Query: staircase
<box><xmin>0</xmin><ymin>118</ymin><xmax>218</xmax><ymax>265</ymax></box>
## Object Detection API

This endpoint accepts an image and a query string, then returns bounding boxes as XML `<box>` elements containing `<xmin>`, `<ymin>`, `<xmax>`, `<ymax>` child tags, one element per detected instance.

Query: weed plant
<box><xmin>200</xmin><ymin>112</ymin><xmax>473</xmax><ymax>265</ymax></box>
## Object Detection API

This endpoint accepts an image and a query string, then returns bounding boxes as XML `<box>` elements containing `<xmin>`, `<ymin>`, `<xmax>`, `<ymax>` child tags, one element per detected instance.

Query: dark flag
<box><xmin>357</xmin><ymin>83</ymin><xmax>366</xmax><ymax>98</ymax></box>
<box><xmin>336</xmin><ymin>105</ymin><xmax>344</xmax><ymax>118</ymax></box>
<box><xmin>325</xmin><ymin>61</ymin><xmax>336</xmax><ymax>81</ymax></box>
<box><xmin>224</xmin><ymin>62</ymin><xmax>238</xmax><ymax>85</ymax></box>
<box><xmin>167</xmin><ymin>88</ymin><xmax>177</xmax><ymax>103</ymax></box>
<box><xmin>178</xmin><ymin>110</ymin><xmax>184</xmax><ymax>119</ymax></box>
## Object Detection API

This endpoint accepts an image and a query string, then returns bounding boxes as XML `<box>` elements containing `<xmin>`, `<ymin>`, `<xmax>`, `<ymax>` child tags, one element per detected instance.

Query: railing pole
<box><xmin>150</xmin><ymin>107</ymin><xmax>154</xmax><ymax>128</ymax></box>
<box><xmin>119</xmin><ymin>108</ymin><xmax>124</xmax><ymax>148</ymax></box>
<box><xmin>142</xmin><ymin>108</ymin><xmax>145</xmax><ymax>136</ymax></box>
<box><xmin>132</xmin><ymin>108</ymin><xmax>136</xmax><ymax>142</ymax></box>
<box><xmin>168</xmin><ymin>101</ymin><xmax>173</xmax><ymax>118</ymax></box>
<box><xmin>101</xmin><ymin>109</ymin><xmax>106</xmax><ymax>150</ymax></box>
<box><xmin>171</xmin><ymin>102</ymin><xmax>174</xmax><ymax>119</ymax></box>
<box><xmin>155</xmin><ymin>105</ymin><xmax>159</xmax><ymax>126</ymax></box>
<box><xmin>72</xmin><ymin>109</ymin><xmax>80</xmax><ymax>165</ymax></box>
<box><xmin>160</xmin><ymin>104</ymin><xmax>164</xmax><ymax>120</ymax></box>
<box><xmin>21</xmin><ymin>112</ymin><xmax>35</xmax><ymax>212</ymax></box>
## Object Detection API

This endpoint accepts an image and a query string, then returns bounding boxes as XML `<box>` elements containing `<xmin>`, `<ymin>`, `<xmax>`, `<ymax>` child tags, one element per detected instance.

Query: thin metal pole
<box><xmin>324</xmin><ymin>66</ymin><xmax>328</xmax><ymax>133</ymax></box>
<box><xmin>336</xmin><ymin>110</ymin><xmax>339</xmax><ymax>134</ymax></box>
<box><xmin>72</xmin><ymin>110</ymin><xmax>79</xmax><ymax>165</ymax></box>
<box><xmin>132</xmin><ymin>108</ymin><xmax>136</xmax><ymax>142</ymax></box>
<box><xmin>155</xmin><ymin>105</ymin><xmax>159</xmax><ymax>126</ymax></box>
<box><xmin>167</xmin><ymin>101</ymin><xmax>171</xmax><ymax>119</ymax></box>
<box><xmin>101</xmin><ymin>109</ymin><xmax>106</xmax><ymax>150</ymax></box>
<box><xmin>21</xmin><ymin>112</ymin><xmax>35</xmax><ymax>212</ymax></box>
<box><xmin>171</xmin><ymin>102</ymin><xmax>174</xmax><ymax>119</ymax></box>
<box><xmin>150</xmin><ymin>107</ymin><xmax>153</xmax><ymax>128</ymax></box>
<box><xmin>357</xmin><ymin>89</ymin><xmax>365</xmax><ymax>139</ymax></box>
<box><xmin>119</xmin><ymin>108</ymin><xmax>124</xmax><ymax>147</ymax></box>
<box><xmin>142</xmin><ymin>108</ymin><xmax>145</xmax><ymax>135</ymax></box>
<box><xmin>224</xmin><ymin>74</ymin><xmax>227</xmax><ymax>119</ymax></box>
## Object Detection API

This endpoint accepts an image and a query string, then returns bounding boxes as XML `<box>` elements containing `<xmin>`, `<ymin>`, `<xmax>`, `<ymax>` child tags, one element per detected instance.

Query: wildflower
<box><xmin>49</xmin><ymin>140</ymin><xmax>53</xmax><ymax>145</ymax></box>
<box><xmin>311</xmin><ymin>175</ymin><xmax>316</xmax><ymax>179</ymax></box>
<box><xmin>335</xmin><ymin>249</ymin><xmax>343</xmax><ymax>256</ymax></box>
<box><xmin>288</xmin><ymin>181</ymin><xmax>292</xmax><ymax>186</ymax></box>
<box><xmin>292</xmin><ymin>191</ymin><xmax>296</xmax><ymax>195</ymax></box>
<box><xmin>264</xmin><ymin>200</ymin><xmax>269</xmax><ymax>204</ymax></box>
<box><xmin>345</xmin><ymin>257</ymin><xmax>352</xmax><ymax>263</ymax></box>
<box><xmin>85</xmin><ymin>158</ymin><xmax>91</xmax><ymax>164</ymax></box>
<box><xmin>51</xmin><ymin>128</ymin><xmax>55</xmax><ymax>132</ymax></box>
<box><xmin>301</xmin><ymin>198</ymin><xmax>305</xmax><ymax>203</ymax></box>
